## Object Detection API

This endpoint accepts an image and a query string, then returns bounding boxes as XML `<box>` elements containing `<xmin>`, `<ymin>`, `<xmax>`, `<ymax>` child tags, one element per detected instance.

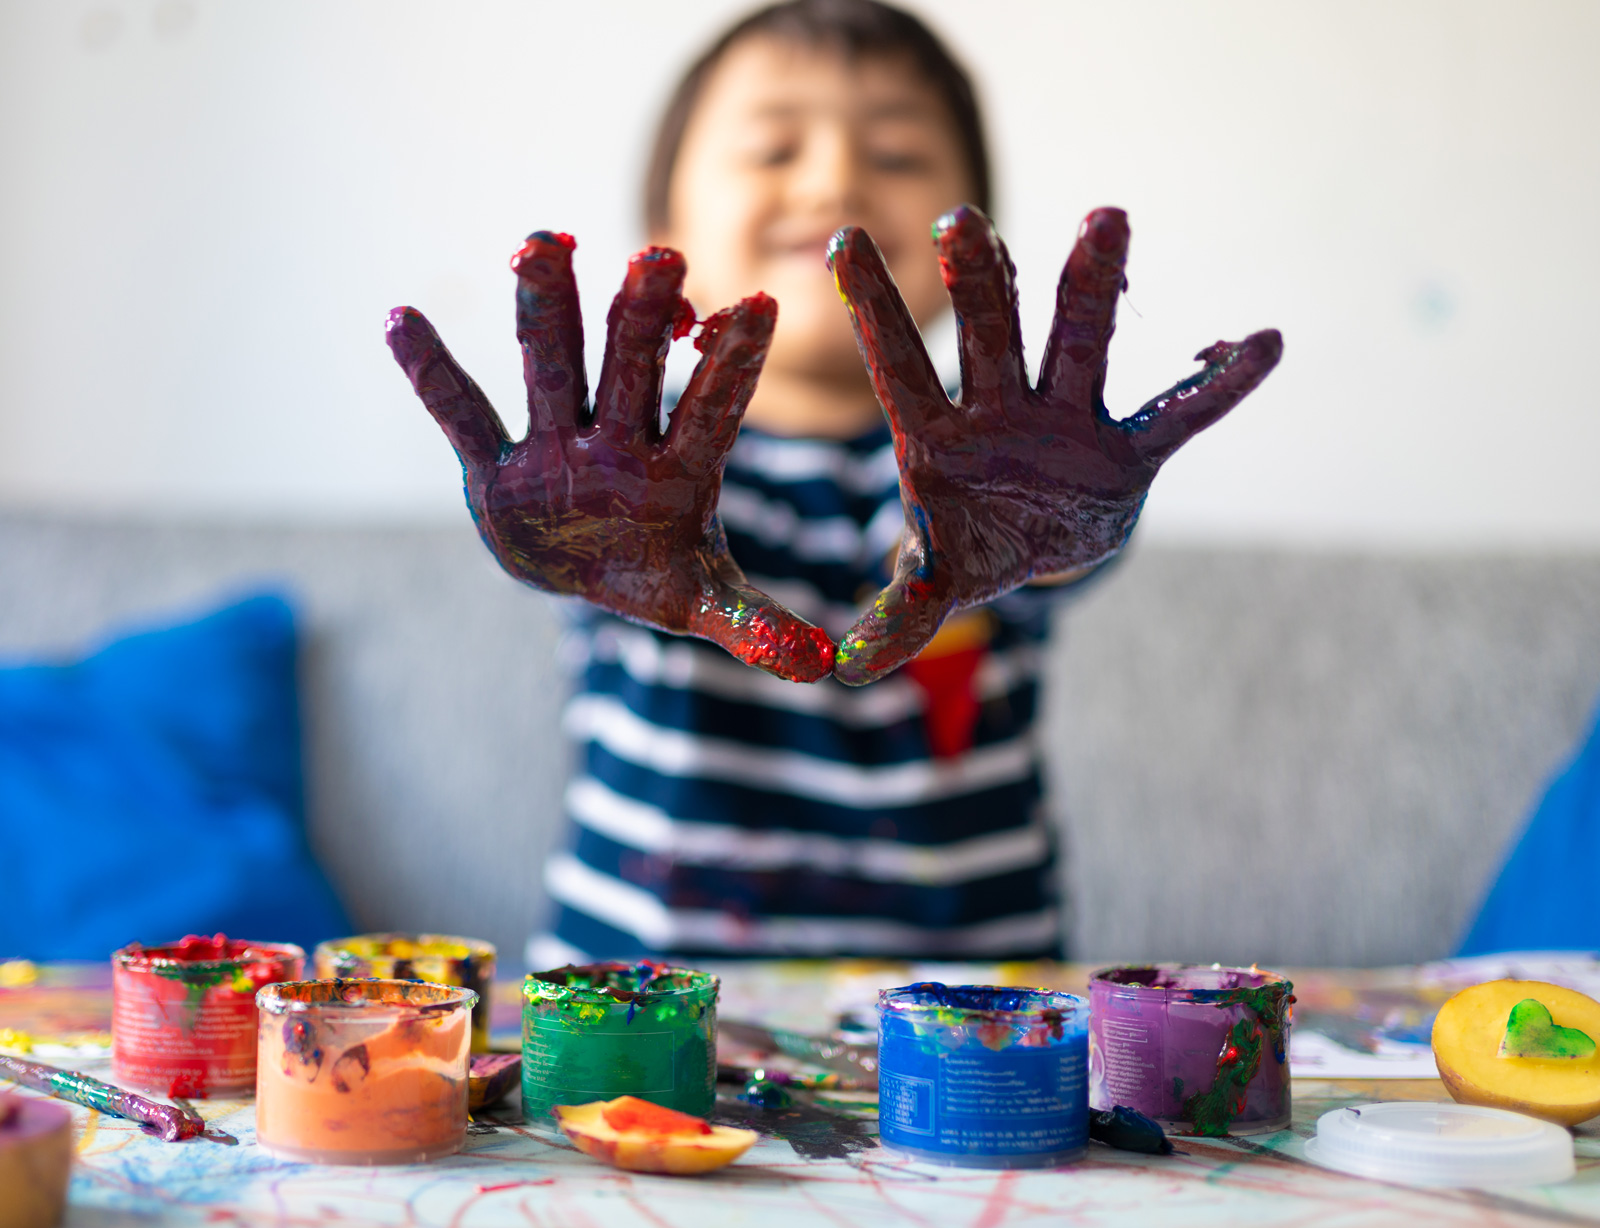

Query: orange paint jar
<box><xmin>255</xmin><ymin>979</ymin><xmax>476</xmax><ymax>1165</ymax></box>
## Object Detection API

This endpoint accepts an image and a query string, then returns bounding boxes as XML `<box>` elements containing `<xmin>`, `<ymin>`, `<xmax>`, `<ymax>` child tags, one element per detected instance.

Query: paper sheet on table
<box><xmin>1291</xmin><ymin>1029</ymin><xmax>1439</xmax><ymax>1079</ymax></box>
<box><xmin>1416</xmin><ymin>952</ymin><xmax>1600</xmax><ymax>1000</ymax></box>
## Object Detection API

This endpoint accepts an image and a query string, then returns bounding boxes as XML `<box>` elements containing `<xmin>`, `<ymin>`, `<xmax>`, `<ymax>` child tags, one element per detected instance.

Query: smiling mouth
<box><xmin>772</xmin><ymin>238</ymin><xmax>834</xmax><ymax>260</ymax></box>
<box><xmin>772</xmin><ymin>235</ymin><xmax>894</xmax><ymax>264</ymax></box>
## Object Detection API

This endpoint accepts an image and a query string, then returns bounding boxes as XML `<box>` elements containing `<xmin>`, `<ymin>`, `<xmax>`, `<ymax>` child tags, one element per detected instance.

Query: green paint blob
<box><xmin>521</xmin><ymin>962</ymin><xmax>717</xmax><ymax>1121</ymax></box>
<box><xmin>738</xmin><ymin>1076</ymin><xmax>792</xmax><ymax>1109</ymax></box>
<box><xmin>151</xmin><ymin>961</ymin><xmax>237</xmax><ymax>1031</ymax></box>
<box><xmin>1181</xmin><ymin>1016</ymin><xmax>1265</xmax><ymax>1137</ymax></box>
<box><xmin>1498</xmin><ymin>998</ymin><xmax>1598</xmax><ymax>1060</ymax></box>
<box><xmin>1179</xmin><ymin>984</ymin><xmax>1292</xmax><ymax>1138</ymax></box>
<box><xmin>123</xmin><ymin>937</ymin><xmax>283</xmax><ymax>1033</ymax></box>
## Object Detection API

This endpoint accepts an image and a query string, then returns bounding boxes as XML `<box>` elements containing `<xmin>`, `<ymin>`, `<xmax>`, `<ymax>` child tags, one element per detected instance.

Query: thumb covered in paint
<box><xmin>386</xmin><ymin>306</ymin><xmax>510</xmax><ymax>471</ymax></box>
<box><xmin>690</xmin><ymin>559</ymin><xmax>835</xmax><ymax>684</ymax></box>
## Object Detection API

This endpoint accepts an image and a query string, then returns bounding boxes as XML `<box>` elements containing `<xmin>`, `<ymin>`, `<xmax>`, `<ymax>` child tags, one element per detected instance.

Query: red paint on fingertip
<box><xmin>727</xmin><ymin>617</ymin><xmax>834</xmax><ymax>683</ymax></box>
<box><xmin>695</xmin><ymin>295</ymin><xmax>778</xmax><ymax>353</ymax></box>
<box><xmin>511</xmin><ymin>231</ymin><xmax>577</xmax><ymax>275</ymax></box>
<box><xmin>741</xmin><ymin>291</ymin><xmax>779</xmax><ymax>321</ymax></box>
<box><xmin>826</xmin><ymin>225</ymin><xmax>873</xmax><ymax>266</ymax></box>
<box><xmin>672</xmin><ymin>297</ymin><xmax>697</xmax><ymax>341</ymax></box>
<box><xmin>932</xmin><ymin>203</ymin><xmax>989</xmax><ymax>248</ymax></box>
<box><xmin>630</xmin><ymin>245</ymin><xmax>687</xmax><ymax>273</ymax></box>
<box><xmin>1079</xmin><ymin>207</ymin><xmax>1130</xmax><ymax>253</ymax></box>
<box><xmin>932</xmin><ymin>206</ymin><xmax>1003</xmax><ymax>292</ymax></box>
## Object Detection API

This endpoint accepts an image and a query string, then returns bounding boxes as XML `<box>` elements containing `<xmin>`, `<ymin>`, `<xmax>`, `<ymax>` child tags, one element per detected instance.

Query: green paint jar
<box><xmin>521</xmin><ymin>962</ymin><xmax>717</xmax><ymax>1122</ymax></box>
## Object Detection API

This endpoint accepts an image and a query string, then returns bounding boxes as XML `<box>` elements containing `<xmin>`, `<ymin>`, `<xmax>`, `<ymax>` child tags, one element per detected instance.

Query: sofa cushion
<box><xmin>0</xmin><ymin>593</ymin><xmax>350</xmax><ymax>959</ymax></box>
<box><xmin>1459</xmin><ymin>695</ymin><xmax>1600</xmax><ymax>954</ymax></box>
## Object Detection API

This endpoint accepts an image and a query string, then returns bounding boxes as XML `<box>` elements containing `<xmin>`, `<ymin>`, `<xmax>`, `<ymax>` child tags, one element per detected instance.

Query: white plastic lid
<box><xmin>1305</xmin><ymin>1102</ymin><xmax>1574</xmax><ymax>1187</ymax></box>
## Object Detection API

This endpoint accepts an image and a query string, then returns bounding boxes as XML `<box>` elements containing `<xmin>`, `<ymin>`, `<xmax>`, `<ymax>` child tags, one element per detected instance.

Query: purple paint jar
<box><xmin>1088</xmin><ymin>965</ymin><xmax>1293</xmax><ymax>1137</ymax></box>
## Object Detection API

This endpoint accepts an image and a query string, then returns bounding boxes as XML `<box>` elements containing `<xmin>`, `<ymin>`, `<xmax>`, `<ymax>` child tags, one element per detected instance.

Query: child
<box><xmin>386</xmin><ymin>0</ymin><xmax>1279</xmax><ymax>967</ymax></box>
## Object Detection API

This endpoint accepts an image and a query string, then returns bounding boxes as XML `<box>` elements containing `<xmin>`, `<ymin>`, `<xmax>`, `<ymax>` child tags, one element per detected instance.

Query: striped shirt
<box><xmin>529</xmin><ymin>424</ymin><xmax>1071</xmax><ymax>969</ymax></box>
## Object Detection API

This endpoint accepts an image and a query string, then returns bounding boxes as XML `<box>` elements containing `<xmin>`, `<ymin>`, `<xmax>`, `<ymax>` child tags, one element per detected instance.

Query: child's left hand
<box><xmin>826</xmin><ymin>205</ymin><xmax>1283</xmax><ymax>685</ymax></box>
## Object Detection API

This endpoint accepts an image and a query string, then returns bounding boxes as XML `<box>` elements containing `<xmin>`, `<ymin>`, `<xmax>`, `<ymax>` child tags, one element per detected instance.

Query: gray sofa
<box><xmin>4</xmin><ymin>512</ymin><xmax>1598</xmax><ymax>970</ymax></box>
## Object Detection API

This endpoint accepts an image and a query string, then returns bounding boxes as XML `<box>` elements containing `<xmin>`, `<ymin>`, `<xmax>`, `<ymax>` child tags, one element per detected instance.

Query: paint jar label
<box><xmin>525</xmin><ymin>1021</ymin><xmax>678</xmax><ymax>1096</ymax></box>
<box><xmin>112</xmin><ymin>980</ymin><xmax>258</xmax><ymax>1095</ymax></box>
<box><xmin>877</xmin><ymin>984</ymin><xmax>1090</xmax><ymax>1167</ymax></box>
<box><xmin>879</xmin><ymin>1036</ymin><xmax>1088</xmax><ymax>1159</ymax></box>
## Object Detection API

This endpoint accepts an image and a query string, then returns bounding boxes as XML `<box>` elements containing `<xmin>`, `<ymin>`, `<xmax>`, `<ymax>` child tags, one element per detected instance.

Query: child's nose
<box><xmin>785</xmin><ymin>121</ymin><xmax>863</xmax><ymax>218</ymax></box>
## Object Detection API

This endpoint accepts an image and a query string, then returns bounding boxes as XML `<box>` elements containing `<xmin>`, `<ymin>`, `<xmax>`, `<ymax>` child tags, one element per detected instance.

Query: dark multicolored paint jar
<box><xmin>313</xmin><ymin>933</ymin><xmax>496</xmax><ymax>1054</ymax></box>
<box><xmin>877</xmin><ymin>983</ymin><xmax>1090</xmax><ymax>1168</ymax></box>
<box><xmin>111</xmin><ymin>935</ymin><xmax>303</xmax><ymax>1098</ymax></box>
<box><xmin>521</xmin><ymin>962</ymin><xmax>717</xmax><ymax>1122</ymax></box>
<box><xmin>1088</xmin><ymin>964</ymin><xmax>1293</xmax><ymax>1137</ymax></box>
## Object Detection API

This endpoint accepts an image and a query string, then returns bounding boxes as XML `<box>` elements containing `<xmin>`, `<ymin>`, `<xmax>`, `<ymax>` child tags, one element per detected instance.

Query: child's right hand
<box><xmin>385</xmin><ymin>233</ymin><xmax>834</xmax><ymax>683</ymax></box>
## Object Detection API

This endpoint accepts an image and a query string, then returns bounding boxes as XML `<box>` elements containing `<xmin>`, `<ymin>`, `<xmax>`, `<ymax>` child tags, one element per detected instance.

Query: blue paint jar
<box><xmin>877</xmin><ymin>983</ymin><xmax>1089</xmax><ymax>1168</ymax></box>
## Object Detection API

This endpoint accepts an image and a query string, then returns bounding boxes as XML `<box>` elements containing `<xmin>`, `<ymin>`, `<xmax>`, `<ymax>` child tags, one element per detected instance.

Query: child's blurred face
<box><xmin>657</xmin><ymin>36</ymin><xmax>974</xmax><ymax>390</ymax></box>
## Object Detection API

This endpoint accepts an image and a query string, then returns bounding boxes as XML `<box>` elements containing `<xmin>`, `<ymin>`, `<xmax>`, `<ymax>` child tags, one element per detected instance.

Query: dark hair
<box><xmin>642</xmin><ymin>0</ymin><xmax>991</xmax><ymax>234</ymax></box>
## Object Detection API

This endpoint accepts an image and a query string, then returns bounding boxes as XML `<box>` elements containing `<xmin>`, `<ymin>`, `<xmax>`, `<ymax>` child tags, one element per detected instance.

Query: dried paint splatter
<box><xmin>714</xmin><ymin>1095</ymin><xmax>877</xmax><ymax>1162</ymax></box>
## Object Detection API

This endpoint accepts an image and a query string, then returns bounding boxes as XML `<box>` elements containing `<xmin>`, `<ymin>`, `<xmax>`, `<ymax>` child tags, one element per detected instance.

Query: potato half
<box><xmin>553</xmin><ymin>1097</ymin><xmax>758</xmax><ymax>1174</ymax></box>
<box><xmin>1432</xmin><ymin>979</ymin><xmax>1600</xmax><ymax>1126</ymax></box>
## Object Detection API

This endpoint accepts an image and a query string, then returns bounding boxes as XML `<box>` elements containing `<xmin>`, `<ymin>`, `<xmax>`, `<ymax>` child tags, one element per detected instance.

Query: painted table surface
<box><xmin>3</xmin><ymin>960</ymin><xmax>1599</xmax><ymax>1227</ymax></box>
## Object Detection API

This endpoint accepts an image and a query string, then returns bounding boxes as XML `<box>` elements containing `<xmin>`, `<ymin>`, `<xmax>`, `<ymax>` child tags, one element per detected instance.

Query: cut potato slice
<box><xmin>554</xmin><ymin>1096</ymin><xmax>758</xmax><ymax>1174</ymax></box>
<box><xmin>1433</xmin><ymin>979</ymin><xmax>1600</xmax><ymax>1126</ymax></box>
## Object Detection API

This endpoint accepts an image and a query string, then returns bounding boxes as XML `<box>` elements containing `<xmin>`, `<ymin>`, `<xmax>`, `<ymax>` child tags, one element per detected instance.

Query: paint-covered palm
<box><xmin>827</xmin><ymin>206</ymin><xmax>1283</xmax><ymax>685</ymax></box>
<box><xmin>386</xmin><ymin>232</ymin><xmax>834</xmax><ymax>683</ymax></box>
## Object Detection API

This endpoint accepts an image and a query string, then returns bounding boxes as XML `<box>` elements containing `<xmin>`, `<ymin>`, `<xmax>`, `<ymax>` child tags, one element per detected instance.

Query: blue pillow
<box><xmin>0</xmin><ymin>593</ymin><xmax>351</xmax><ymax>960</ymax></box>
<box><xmin>1459</xmin><ymin>693</ymin><xmax>1600</xmax><ymax>955</ymax></box>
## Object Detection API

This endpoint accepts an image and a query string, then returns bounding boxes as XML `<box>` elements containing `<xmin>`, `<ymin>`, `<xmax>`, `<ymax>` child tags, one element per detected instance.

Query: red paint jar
<box><xmin>112</xmin><ymin>934</ymin><xmax>304</xmax><ymax>1098</ymax></box>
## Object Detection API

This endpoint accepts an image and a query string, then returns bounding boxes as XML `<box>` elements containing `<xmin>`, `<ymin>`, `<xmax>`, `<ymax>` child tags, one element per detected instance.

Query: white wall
<box><xmin>1</xmin><ymin>0</ymin><xmax>1596</xmax><ymax>548</ymax></box>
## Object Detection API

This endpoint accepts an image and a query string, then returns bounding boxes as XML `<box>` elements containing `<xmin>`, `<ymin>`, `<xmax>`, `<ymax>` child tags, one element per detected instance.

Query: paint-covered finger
<box><xmin>1121</xmin><ymin>329</ymin><xmax>1284</xmax><ymax>465</ymax></box>
<box><xmin>827</xmin><ymin>226</ymin><xmax>948</xmax><ymax>437</ymax></box>
<box><xmin>386</xmin><ymin>306</ymin><xmax>509</xmax><ymax>471</ymax></box>
<box><xmin>512</xmin><ymin>230</ymin><xmax>586</xmax><ymax>442</ymax></box>
<box><xmin>691</xmin><ymin>560</ymin><xmax>836</xmax><ymax>683</ymax></box>
<box><xmin>832</xmin><ymin>560</ymin><xmax>956</xmax><ymax>687</ymax></box>
<box><xmin>594</xmin><ymin>247</ymin><xmax>691</xmax><ymax>449</ymax></box>
<box><xmin>934</xmin><ymin>205</ymin><xmax>1027</xmax><ymax>414</ymax></box>
<box><xmin>1037</xmin><ymin>207</ymin><xmax>1130</xmax><ymax>413</ymax></box>
<box><xmin>666</xmin><ymin>294</ymin><xmax>776</xmax><ymax>469</ymax></box>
